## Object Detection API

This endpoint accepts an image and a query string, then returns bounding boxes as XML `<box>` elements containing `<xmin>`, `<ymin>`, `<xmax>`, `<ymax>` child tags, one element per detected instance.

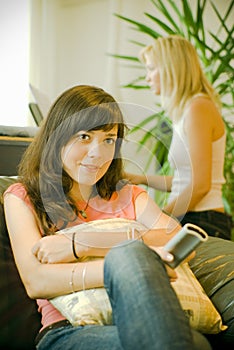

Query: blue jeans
<box><xmin>179</xmin><ymin>210</ymin><xmax>233</xmax><ymax>240</ymax></box>
<box><xmin>36</xmin><ymin>241</ymin><xmax>211</xmax><ymax>350</ymax></box>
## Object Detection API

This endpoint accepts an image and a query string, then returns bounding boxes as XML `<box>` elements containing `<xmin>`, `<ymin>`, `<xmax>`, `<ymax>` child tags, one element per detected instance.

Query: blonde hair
<box><xmin>139</xmin><ymin>35</ymin><xmax>221</xmax><ymax>121</ymax></box>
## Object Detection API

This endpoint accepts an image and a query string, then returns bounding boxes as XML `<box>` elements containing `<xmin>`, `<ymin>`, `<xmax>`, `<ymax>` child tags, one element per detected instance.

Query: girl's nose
<box><xmin>87</xmin><ymin>141</ymin><xmax>102</xmax><ymax>158</ymax></box>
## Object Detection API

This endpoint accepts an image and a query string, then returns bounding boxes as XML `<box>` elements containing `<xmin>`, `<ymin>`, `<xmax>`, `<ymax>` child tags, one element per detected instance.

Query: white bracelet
<box><xmin>69</xmin><ymin>264</ymin><xmax>78</xmax><ymax>293</ymax></box>
<box><xmin>82</xmin><ymin>264</ymin><xmax>87</xmax><ymax>291</ymax></box>
<box><xmin>126</xmin><ymin>227</ymin><xmax>131</xmax><ymax>240</ymax></box>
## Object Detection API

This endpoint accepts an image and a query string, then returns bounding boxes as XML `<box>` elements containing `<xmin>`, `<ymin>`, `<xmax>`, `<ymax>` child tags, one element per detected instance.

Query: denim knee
<box><xmin>104</xmin><ymin>240</ymin><xmax>158</xmax><ymax>277</ymax></box>
<box><xmin>104</xmin><ymin>239</ymin><xmax>164</xmax><ymax>296</ymax></box>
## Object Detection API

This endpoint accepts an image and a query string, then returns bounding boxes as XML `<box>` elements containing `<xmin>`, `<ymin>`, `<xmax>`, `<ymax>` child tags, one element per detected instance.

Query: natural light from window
<box><xmin>0</xmin><ymin>0</ymin><xmax>29</xmax><ymax>126</ymax></box>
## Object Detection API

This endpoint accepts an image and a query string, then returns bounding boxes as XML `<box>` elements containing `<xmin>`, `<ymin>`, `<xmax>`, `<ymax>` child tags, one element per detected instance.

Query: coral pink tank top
<box><xmin>5</xmin><ymin>182</ymin><xmax>146</xmax><ymax>330</ymax></box>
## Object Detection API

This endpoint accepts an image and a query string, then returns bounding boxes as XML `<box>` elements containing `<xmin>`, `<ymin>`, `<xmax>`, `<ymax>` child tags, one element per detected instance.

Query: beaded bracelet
<box><xmin>69</xmin><ymin>263</ymin><xmax>87</xmax><ymax>293</ymax></box>
<box><xmin>69</xmin><ymin>264</ymin><xmax>78</xmax><ymax>293</ymax></box>
<box><xmin>72</xmin><ymin>231</ymin><xmax>79</xmax><ymax>259</ymax></box>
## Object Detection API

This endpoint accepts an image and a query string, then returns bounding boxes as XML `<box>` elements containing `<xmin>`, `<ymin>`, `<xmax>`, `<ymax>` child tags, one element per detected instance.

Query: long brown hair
<box><xmin>18</xmin><ymin>85</ymin><xmax>127</xmax><ymax>234</ymax></box>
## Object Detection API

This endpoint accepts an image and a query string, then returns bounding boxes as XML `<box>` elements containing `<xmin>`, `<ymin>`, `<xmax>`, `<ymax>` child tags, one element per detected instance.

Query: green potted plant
<box><xmin>113</xmin><ymin>0</ymin><xmax>234</xmax><ymax>235</ymax></box>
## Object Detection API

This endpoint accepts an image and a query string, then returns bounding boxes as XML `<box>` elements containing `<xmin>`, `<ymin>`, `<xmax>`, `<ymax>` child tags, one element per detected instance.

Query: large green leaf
<box><xmin>144</xmin><ymin>13</ymin><xmax>178</xmax><ymax>35</ymax></box>
<box><xmin>114</xmin><ymin>14</ymin><xmax>159</xmax><ymax>38</ymax></box>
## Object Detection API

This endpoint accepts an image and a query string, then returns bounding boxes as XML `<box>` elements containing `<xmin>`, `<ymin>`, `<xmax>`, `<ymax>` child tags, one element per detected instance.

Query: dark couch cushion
<box><xmin>189</xmin><ymin>236</ymin><xmax>234</xmax><ymax>349</ymax></box>
<box><xmin>0</xmin><ymin>125</ymin><xmax>38</xmax><ymax>176</ymax></box>
<box><xmin>0</xmin><ymin>138</ymin><xmax>32</xmax><ymax>176</ymax></box>
<box><xmin>0</xmin><ymin>177</ymin><xmax>41</xmax><ymax>349</ymax></box>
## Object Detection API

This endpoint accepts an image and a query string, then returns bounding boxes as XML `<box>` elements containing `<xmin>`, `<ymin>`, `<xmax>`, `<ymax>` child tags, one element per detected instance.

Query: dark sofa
<box><xmin>0</xmin><ymin>176</ymin><xmax>233</xmax><ymax>349</ymax></box>
<box><xmin>0</xmin><ymin>125</ymin><xmax>38</xmax><ymax>176</ymax></box>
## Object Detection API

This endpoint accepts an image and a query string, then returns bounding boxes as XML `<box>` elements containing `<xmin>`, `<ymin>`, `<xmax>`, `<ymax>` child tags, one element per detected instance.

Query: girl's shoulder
<box><xmin>3</xmin><ymin>182</ymin><xmax>36</xmax><ymax>214</ymax></box>
<box><xmin>4</xmin><ymin>182</ymin><xmax>27</xmax><ymax>198</ymax></box>
<box><xmin>3</xmin><ymin>182</ymin><xmax>29</xmax><ymax>204</ymax></box>
<box><xmin>117</xmin><ymin>183</ymin><xmax>146</xmax><ymax>200</ymax></box>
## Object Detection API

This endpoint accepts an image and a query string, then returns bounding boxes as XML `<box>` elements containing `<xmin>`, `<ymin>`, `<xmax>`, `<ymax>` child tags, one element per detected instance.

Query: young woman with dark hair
<box><xmin>4</xmin><ymin>85</ymin><xmax>210</xmax><ymax>350</ymax></box>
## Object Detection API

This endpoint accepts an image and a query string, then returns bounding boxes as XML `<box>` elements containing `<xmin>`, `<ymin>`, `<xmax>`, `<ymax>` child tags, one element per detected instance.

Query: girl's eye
<box><xmin>105</xmin><ymin>138</ymin><xmax>116</xmax><ymax>145</ymax></box>
<box><xmin>77</xmin><ymin>133</ymin><xmax>90</xmax><ymax>141</ymax></box>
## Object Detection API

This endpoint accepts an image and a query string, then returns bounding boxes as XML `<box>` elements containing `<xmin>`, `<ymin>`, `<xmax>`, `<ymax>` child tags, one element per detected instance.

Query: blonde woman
<box><xmin>125</xmin><ymin>35</ymin><xmax>232</xmax><ymax>240</ymax></box>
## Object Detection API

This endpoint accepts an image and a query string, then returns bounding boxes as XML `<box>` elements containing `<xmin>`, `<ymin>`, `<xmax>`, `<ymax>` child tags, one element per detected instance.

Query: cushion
<box><xmin>50</xmin><ymin>219</ymin><xmax>145</xmax><ymax>326</ymax></box>
<box><xmin>172</xmin><ymin>263</ymin><xmax>226</xmax><ymax>334</ymax></box>
<box><xmin>0</xmin><ymin>177</ymin><xmax>41</xmax><ymax>349</ymax></box>
<box><xmin>189</xmin><ymin>236</ymin><xmax>234</xmax><ymax>346</ymax></box>
<box><xmin>50</xmin><ymin>218</ymin><xmax>225</xmax><ymax>334</ymax></box>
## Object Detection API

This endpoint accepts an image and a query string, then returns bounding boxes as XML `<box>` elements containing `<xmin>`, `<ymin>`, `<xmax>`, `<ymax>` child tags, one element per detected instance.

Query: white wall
<box><xmin>29</xmin><ymin>0</ymin><xmax>158</xmax><ymax>108</ymax></box>
<box><xmin>0</xmin><ymin>0</ymin><xmax>29</xmax><ymax>126</ymax></box>
<box><xmin>1</xmin><ymin>0</ymin><xmax>232</xmax><ymax>129</ymax></box>
<box><xmin>29</xmin><ymin>0</ymin><xmax>233</xmax><ymax>116</ymax></box>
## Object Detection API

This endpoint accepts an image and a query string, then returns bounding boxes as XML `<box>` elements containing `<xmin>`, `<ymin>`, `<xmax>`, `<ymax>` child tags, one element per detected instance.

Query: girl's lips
<box><xmin>81</xmin><ymin>164</ymin><xmax>100</xmax><ymax>172</ymax></box>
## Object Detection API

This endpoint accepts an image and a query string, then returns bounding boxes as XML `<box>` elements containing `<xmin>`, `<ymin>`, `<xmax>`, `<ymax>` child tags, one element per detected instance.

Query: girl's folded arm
<box><xmin>4</xmin><ymin>192</ymin><xmax>104</xmax><ymax>300</ymax></box>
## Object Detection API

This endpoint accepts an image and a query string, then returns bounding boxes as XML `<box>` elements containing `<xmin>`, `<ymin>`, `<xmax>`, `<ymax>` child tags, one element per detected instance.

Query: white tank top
<box><xmin>168</xmin><ymin>115</ymin><xmax>226</xmax><ymax>212</ymax></box>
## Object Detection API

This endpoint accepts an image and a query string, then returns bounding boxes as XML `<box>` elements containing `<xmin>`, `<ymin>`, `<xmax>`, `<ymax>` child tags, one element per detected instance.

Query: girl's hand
<box><xmin>32</xmin><ymin>234</ymin><xmax>74</xmax><ymax>264</ymax></box>
<box><xmin>123</xmin><ymin>172</ymin><xmax>144</xmax><ymax>185</ymax></box>
<box><xmin>149</xmin><ymin>246</ymin><xmax>178</xmax><ymax>282</ymax></box>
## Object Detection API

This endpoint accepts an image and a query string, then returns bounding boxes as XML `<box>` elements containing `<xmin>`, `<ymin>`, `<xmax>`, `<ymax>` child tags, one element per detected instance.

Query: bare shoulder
<box><xmin>184</xmin><ymin>95</ymin><xmax>225</xmax><ymax>139</ymax></box>
<box><xmin>189</xmin><ymin>95</ymin><xmax>217</xmax><ymax>111</ymax></box>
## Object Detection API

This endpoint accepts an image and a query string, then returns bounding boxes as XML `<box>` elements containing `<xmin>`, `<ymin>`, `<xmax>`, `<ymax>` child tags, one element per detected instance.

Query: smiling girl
<box><xmin>3</xmin><ymin>85</ymin><xmax>210</xmax><ymax>350</ymax></box>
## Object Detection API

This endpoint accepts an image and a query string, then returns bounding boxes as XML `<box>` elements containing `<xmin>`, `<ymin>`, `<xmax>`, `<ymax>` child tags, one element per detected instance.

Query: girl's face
<box><xmin>145</xmin><ymin>55</ymin><xmax>161</xmax><ymax>95</ymax></box>
<box><xmin>61</xmin><ymin>126</ymin><xmax>118</xmax><ymax>187</ymax></box>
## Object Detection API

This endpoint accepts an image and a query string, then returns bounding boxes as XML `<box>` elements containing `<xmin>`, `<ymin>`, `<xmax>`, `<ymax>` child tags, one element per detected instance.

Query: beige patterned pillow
<box><xmin>172</xmin><ymin>263</ymin><xmax>227</xmax><ymax>334</ymax></box>
<box><xmin>50</xmin><ymin>219</ymin><xmax>145</xmax><ymax>326</ymax></box>
<box><xmin>50</xmin><ymin>219</ymin><xmax>226</xmax><ymax>333</ymax></box>
<box><xmin>51</xmin><ymin>285</ymin><xmax>112</xmax><ymax>326</ymax></box>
